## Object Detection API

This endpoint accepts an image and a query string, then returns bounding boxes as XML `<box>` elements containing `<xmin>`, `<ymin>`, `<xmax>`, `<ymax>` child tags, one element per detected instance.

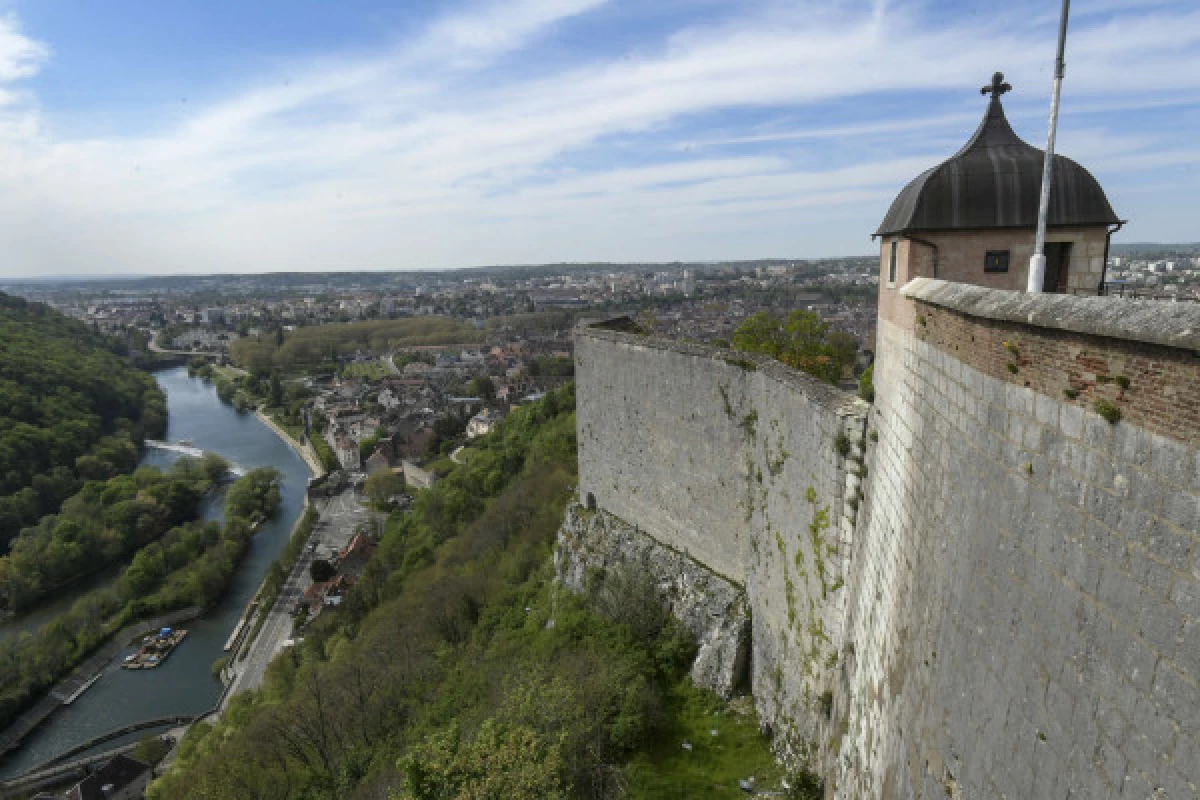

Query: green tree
<box><xmin>731</xmin><ymin>310</ymin><xmax>854</xmax><ymax>385</ymax></box>
<box><xmin>365</xmin><ymin>469</ymin><xmax>405</xmax><ymax>509</ymax></box>
<box><xmin>398</xmin><ymin>721</ymin><xmax>568</xmax><ymax>800</ymax></box>
<box><xmin>310</xmin><ymin>559</ymin><xmax>335</xmax><ymax>583</ymax></box>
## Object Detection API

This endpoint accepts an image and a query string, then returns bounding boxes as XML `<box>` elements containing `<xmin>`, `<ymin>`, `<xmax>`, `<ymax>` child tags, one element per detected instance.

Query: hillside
<box><xmin>150</xmin><ymin>386</ymin><xmax>803</xmax><ymax>799</ymax></box>
<box><xmin>0</xmin><ymin>292</ymin><xmax>166</xmax><ymax>548</ymax></box>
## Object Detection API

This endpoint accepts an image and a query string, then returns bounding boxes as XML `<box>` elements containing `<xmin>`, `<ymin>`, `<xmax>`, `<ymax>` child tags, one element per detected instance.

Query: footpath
<box><xmin>254</xmin><ymin>410</ymin><xmax>323</xmax><ymax>478</ymax></box>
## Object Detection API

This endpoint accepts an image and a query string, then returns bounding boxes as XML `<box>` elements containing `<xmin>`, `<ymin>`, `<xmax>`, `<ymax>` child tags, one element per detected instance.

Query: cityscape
<box><xmin>0</xmin><ymin>0</ymin><xmax>1198</xmax><ymax>798</ymax></box>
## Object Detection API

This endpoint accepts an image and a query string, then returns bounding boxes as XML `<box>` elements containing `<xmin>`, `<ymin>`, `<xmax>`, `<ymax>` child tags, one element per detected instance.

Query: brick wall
<box><xmin>912</xmin><ymin>299</ymin><xmax>1200</xmax><ymax>446</ymax></box>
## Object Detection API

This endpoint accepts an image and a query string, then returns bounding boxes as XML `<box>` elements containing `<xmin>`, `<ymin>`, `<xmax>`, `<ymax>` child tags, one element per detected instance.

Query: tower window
<box><xmin>888</xmin><ymin>240</ymin><xmax>898</xmax><ymax>285</ymax></box>
<box><xmin>985</xmin><ymin>250</ymin><xmax>1010</xmax><ymax>273</ymax></box>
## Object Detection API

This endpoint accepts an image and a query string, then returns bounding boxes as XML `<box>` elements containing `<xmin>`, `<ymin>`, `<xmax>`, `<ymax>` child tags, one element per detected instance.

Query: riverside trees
<box><xmin>0</xmin><ymin>466</ymin><xmax>282</xmax><ymax>732</ymax></box>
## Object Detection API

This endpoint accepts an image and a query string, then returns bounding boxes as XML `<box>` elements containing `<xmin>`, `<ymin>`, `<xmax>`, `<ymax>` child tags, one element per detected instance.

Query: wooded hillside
<box><xmin>0</xmin><ymin>292</ymin><xmax>167</xmax><ymax>548</ymax></box>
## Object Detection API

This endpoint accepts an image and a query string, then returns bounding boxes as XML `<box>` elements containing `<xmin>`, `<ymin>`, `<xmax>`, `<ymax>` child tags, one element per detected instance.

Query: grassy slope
<box><xmin>151</xmin><ymin>385</ymin><xmax>796</xmax><ymax>799</ymax></box>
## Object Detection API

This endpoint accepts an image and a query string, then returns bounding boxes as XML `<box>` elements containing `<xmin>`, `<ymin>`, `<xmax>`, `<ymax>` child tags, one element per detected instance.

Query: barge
<box><xmin>122</xmin><ymin>627</ymin><xmax>188</xmax><ymax>669</ymax></box>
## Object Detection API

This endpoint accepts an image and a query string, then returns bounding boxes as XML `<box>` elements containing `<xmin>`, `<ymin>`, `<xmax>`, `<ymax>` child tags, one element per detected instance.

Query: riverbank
<box><xmin>0</xmin><ymin>368</ymin><xmax>314</xmax><ymax>781</ymax></box>
<box><xmin>254</xmin><ymin>410</ymin><xmax>323</xmax><ymax>478</ymax></box>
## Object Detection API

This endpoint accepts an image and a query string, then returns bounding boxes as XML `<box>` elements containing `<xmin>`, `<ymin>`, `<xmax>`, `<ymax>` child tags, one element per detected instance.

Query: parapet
<box><xmin>575</xmin><ymin>317</ymin><xmax>865</xmax><ymax>418</ymax></box>
<box><xmin>901</xmin><ymin>277</ymin><xmax>1200</xmax><ymax>352</ymax></box>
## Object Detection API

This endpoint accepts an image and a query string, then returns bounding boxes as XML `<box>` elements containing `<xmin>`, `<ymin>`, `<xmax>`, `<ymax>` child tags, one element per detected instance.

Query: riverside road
<box><xmin>224</xmin><ymin>489</ymin><xmax>377</xmax><ymax>701</ymax></box>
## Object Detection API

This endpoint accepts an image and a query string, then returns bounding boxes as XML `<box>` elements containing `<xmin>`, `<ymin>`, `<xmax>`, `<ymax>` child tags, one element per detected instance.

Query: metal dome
<box><xmin>875</xmin><ymin>78</ymin><xmax>1122</xmax><ymax>237</ymax></box>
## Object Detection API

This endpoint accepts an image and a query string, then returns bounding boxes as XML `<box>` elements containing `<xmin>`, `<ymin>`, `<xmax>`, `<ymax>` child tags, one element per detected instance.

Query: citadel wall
<box><xmin>575</xmin><ymin>326</ymin><xmax>869</xmax><ymax>757</ymax></box>
<box><xmin>839</xmin><ymin>280</ymin><xmax>1199</xmax><ymax>798</ymax></box>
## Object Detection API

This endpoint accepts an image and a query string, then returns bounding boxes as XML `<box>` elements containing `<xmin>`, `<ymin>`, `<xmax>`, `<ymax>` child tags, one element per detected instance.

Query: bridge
<box><xmin>144</xmin><ymin>441</ymin><xmax>247</xmax><ymax>476</ymax></box>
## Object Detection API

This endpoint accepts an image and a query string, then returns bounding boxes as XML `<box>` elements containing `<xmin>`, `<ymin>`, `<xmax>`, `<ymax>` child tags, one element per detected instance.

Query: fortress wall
<box><xmin>575</xmin><ymin>325</ymin><xmax>868</xmax><ymax>756</ymax></box>
<box><xmin>839</xmin><ymin>281</ymin><xmax>1200</xmax><ymax>799</ymax></box>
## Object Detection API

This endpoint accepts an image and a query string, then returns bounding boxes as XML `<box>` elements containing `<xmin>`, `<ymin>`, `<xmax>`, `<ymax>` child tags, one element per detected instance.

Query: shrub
<box><xmin>1094</xmin><ymin>399</ymin><xmax>1122</xmax><ymax>424</ymax></box>
<box><xmin>834</xmin><ymin>432</ymin><xmax>851</xmax><ymax>458</ymax></box>
<box><xmin>858</xmin><ymin>365</ymin><xmax>875</xmax><ymax>403</ymax></box>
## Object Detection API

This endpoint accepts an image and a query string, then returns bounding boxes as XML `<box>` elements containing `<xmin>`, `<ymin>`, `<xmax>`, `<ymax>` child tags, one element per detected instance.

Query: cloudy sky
<box><xmin>0</xmin><ymin>0</ymin><xmax>1197</xmax><ymax>276</ymax></box>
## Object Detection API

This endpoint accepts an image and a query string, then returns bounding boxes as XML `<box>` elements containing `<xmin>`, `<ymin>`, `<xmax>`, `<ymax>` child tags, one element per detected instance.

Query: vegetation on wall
<box><xmin>0</xmin><ymin>292</ymin><xmax>167</xmax><ymax>548</ymax></box>
<box><xmin>731</xmin><ymin>310</ymin><xmax>856</xmax><ymax>385</ymax></box>
<box><xmin>150</xmin><ymin>385</ymin><xmax>800</xmax><ymax>799</ymax></box>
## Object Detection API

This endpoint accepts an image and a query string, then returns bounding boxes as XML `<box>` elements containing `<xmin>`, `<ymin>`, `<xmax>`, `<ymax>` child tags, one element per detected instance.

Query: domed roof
<box><xmin>876</xmin><ymin>74</ymin><xmax>1122</xmax><ymax>237</ymax></box>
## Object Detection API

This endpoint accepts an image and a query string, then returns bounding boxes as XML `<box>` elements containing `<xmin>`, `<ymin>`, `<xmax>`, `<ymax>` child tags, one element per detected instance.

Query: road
<box><xmin>222</xmin><ymin>490</ymin><xmax>376</xmax><ymax>702</ymax></box>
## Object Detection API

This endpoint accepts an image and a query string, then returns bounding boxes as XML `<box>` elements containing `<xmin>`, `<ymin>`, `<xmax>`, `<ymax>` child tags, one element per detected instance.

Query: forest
<box><xmin>0</xmin><ymin>465</ymin><xmax>282</xmax><ymax>733</ymax></box>
<box><xmin>0</xmin><ymin>292</ymin><xmax>167</xmax><ymax>548</ymax></box>
<box><xmin>0</xmin><ymin>454</ymin><xmax>229</xmax><ymax>612</ymax></box>
<box><xmin>150</xmin><ymin>386</ymin><xmax>812</xmax><ymax>799</ymax></box>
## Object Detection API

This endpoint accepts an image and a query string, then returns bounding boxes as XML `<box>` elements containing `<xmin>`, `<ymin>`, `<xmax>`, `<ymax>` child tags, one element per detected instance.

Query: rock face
<box><xmin>555</xmin><ymin>504</ymin><xmax>750</xmax><ymax>696</ymax></box>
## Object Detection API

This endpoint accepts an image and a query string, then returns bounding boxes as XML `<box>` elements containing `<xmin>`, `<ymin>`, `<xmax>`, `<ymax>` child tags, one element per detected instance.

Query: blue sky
<box><xmin>0</xmin><ymin>0</ymin><xmax>1197</xmax><ymax>276</ymax></box>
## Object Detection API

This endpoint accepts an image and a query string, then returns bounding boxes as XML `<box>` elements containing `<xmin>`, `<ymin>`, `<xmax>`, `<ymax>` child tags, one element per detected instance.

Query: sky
<box><xmin>0</xmin><ymin>0</ymin><xmax>1197</xmax><ymax>277</ymax></box>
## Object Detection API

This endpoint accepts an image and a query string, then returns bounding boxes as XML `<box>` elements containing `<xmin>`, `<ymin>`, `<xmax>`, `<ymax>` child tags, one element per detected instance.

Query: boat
<box><xmin>178</xmin><ymin>439</ymin><xmax>194</xmax><ymax>447</ymax></box>
<box><xmin>121</xmin><ymin>627</ymin><xmax>188</xmax><ymax>670</ymax></box>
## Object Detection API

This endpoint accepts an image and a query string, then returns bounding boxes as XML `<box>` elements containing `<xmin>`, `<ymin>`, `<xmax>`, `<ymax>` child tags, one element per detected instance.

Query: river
<box><xmin>0</xmin><ymin>367</ymin><xmax>313</xmax><ymax>778</ymax></box>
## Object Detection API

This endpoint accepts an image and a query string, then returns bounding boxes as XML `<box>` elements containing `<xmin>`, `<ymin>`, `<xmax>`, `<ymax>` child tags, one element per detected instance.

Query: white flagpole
<box><xmin>1028</xmin><ymin>0</ymin><xmax>1071</xmax><ymax>293</ymax></box>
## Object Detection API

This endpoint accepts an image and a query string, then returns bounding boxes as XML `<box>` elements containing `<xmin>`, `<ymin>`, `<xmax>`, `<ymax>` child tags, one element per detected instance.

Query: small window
<box><xmin>888</xmin><ymin>240</ymin><xmax>898</xmax><ymax>285</ymax></box>
<box><xmin>985</xmin><ymin>250</ymin><xmax>1010</xmax><ymax>273</ymax></box>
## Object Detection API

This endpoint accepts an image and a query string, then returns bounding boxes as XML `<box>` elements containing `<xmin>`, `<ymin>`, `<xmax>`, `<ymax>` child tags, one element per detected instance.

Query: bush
<box><xmin>858</xmin><ymin>364</ymin><xmax>874</xmax><ymax>403</ymax></box>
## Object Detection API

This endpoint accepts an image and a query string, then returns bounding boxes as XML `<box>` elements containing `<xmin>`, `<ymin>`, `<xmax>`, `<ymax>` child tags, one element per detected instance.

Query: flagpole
<box><xmin>1027</xmin><ymin>0</ymin><xmax>1071</xmax><ymax>293</ymax></box>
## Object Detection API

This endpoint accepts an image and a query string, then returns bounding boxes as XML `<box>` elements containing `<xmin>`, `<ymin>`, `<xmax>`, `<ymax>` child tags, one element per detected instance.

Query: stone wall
<box><xmin>575</xmin><ymin>324</ymin><xmax>869</xmax><ymax>761</ymax></box>
<box><xmin>572</xmin><ymin>290</ymin><xmax>1199</xmax><ymax>797</ymax></box>
<box><xmin>838</xmin><ymin>283</ymin><xmax>1200</xmax><ymax>799</ymax></box>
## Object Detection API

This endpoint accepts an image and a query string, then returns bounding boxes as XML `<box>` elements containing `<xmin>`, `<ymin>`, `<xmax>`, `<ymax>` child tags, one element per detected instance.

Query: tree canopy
<box><xmin>0</xmin><ymin>292</ymin><xmax>166</xmax><ymax>547</ymax></box>
<box><xmin>730</xmin><ymin>310</ymin><xmax>857</xmax><ymax>385</ymax></box>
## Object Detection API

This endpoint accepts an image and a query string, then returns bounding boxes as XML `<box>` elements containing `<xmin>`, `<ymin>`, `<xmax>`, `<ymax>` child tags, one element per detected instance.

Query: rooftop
<box><xmin>876</xmin><ymin>72</ymin><xmax>1122</xmax><ymax>237</ymax></box>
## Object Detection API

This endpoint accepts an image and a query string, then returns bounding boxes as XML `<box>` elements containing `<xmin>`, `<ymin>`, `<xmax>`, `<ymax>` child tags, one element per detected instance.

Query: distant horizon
<box><xmin>0</xmin><ymin>0</ymin><xmax>1198</xmax><ymax>277</ymax></box>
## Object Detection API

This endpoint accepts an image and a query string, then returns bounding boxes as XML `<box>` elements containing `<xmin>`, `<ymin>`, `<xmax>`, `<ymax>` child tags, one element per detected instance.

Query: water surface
<box><xmin>0</xmin><ymin>367</ymin><xmax>311</xmax><ymax>778</ymax></box>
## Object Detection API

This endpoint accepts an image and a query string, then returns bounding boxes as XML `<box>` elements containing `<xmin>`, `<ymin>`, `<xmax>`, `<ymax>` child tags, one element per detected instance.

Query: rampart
<box><xmin>575</xmin><ymin>324</ymin><xmax>869</xmax><ymax>758</ymax></box>
<box><xmin>840</xmin><ymin>281</ymin><xmax>1200</xmax><ymax>798</ymax></box>
<box><xmin>570</xmin><ymin>283</ymin><xmax>1200</xmax><ymax>798</ymax></box>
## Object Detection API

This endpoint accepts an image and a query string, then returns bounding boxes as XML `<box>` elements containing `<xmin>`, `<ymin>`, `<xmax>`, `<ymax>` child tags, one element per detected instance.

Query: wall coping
<box><xmin>901</xmin><ymin>278</ymin><xmax>1200</xmax><ymax>352</ymax></box>
<box><xmin>575</xmin><ymin>322</ymin><xmax>868</xmax><ymax>419</ymax></box>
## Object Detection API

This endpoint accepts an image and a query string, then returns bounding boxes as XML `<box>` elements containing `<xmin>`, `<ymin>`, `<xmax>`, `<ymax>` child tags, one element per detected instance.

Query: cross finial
<box><xmin>981</xmin><ymin>71</ymin><xmax>1012</xmax><ymax>99</ymax></box>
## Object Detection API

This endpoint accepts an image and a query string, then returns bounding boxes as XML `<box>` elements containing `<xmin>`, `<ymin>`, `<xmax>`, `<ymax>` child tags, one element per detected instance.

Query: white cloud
<box><xmin>0</xmin><ymin>0</ymin><xmax>1198</xmax><ymax>275</ymax></box>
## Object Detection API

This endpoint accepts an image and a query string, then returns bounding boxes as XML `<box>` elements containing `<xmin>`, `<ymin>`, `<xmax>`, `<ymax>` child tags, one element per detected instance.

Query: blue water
<box><xmin>0</xmin><ymin>367</ymin><xmax>312</xmax><ymax>778</ymax></box>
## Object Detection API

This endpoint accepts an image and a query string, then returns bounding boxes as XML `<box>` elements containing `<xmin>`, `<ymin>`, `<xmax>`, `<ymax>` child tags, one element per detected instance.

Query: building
<box><xmin>330</xmin><ymin>435</ymin><xmax>360</xmax><ymax>471</ymax></box>
<box><xmin>61</xmin><ymin>754</ymin><xmax>151</xmax><ymax>800</ymax></box>
<box><xmin>466</xmin><ymin>408</ymin><xmax>503</xmax><ymax>438</ymax></box>
<box><xmin>874</xmin><ymin>72</ymin><xmax>1122</xmax><ymax>307</ymax></box>
<box><xmin>568</xmin><ymin>73</ymin><xmax>1200</xmax><ymax>798</ymax></box>
<box><xmin>401</xmin><ymin>458</ymin><xmax>436</xmax><ymax>490</ymax></box>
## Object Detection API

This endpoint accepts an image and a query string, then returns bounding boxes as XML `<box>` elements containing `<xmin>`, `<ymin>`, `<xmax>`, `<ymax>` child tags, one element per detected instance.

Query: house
<box><xmin>364</xmin><ymin>450</ymin><xmax>391</xmax><ymax>474</ymax></box>
<box><xmin>402</xmin><ymin>459</ymin><xmax>437</xmax><ymax>490</ymax></box>
<box><xmin>302</xmin><ymin>574</ymin><xmax>354</xmax><ymax>615</ymax></box>
<box><xmin>466</xmin><ymin>408</ymin><xmax>503</xmax><ymax>438</ymax></box>
<box><xmin>64</xmin><ymin>754</ymin><xmax>151</xmax><ymax>800</ymax></box>
<box><xmin>378</xmin><ymin>388</ymin><xmax>402</xmax><ymax>410</ymax></box>
<box><xmin>333</xmin><ymin>436</ymin><xmax>361</xmax><ymax>471</ymax></box>
<box><xmin>336</xmin><ymin>532</ymin><xmax>376</xmax><ymax>577</ymax></box>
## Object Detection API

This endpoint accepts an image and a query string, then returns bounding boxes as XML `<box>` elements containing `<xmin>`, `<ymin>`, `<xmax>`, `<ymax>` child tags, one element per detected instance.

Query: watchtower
<box><xmin>875</xmin><ymin>73</ymin><xmax>1123</xmax><ymax>327</ymax></box>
